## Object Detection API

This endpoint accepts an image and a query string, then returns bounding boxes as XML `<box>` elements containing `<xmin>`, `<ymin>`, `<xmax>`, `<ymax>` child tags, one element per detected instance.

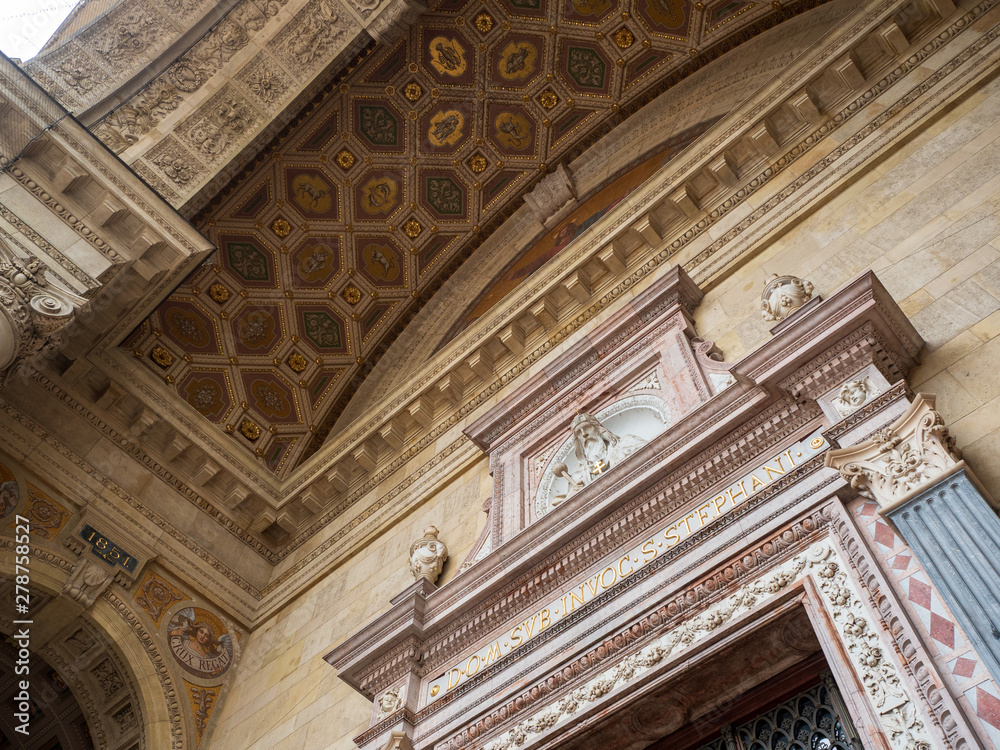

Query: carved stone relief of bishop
<box><xmin>551</xmin><ymin>412</ymin><xmax>646</xmax><ymax>506</ymax></box>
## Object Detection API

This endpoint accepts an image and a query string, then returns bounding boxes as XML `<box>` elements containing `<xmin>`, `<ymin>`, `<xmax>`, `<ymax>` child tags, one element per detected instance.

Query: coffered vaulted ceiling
<box><xmin>122</xmin><ymin>0</ymin><xmax>829</xmax><ymax>476</ymax></box>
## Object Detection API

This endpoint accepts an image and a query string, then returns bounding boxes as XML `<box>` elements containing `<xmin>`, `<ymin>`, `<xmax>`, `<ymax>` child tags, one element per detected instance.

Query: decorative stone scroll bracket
<box><xmin>823</xmin><ymin>394</ymin><xmax>961</xmax><ymax>512</ymax></box>
<box><xmin>0</xmin><ymin>253</ymin><xmax>78</xmax><ymax>387</ymax></box>
<box><xmin>522</xmin><ymin>164</ymin><xmax>578</xmax><ymax>230</ymax></box>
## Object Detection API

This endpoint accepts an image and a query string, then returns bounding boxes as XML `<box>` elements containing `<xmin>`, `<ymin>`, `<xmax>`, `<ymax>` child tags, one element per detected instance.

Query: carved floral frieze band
<box><xmin>479</xmin><ymin>542</ymin><xmax>930</xmax><ymax>750</ymax></box>
<box><xmin>824</xmin><ymin>394</ymin><xmax>961</xmax><ymax>507</ymax></box>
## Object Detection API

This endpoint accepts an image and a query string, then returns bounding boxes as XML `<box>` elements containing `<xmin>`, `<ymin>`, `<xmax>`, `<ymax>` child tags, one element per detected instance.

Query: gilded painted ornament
<box><xmin>286</xmin><ymin>352</ymin><xmax>308</xmax><ymax>373</ymax></box>
<box><xmin>538</xmin><ymin>90</ymin><xmax>559</xmax><ymax>109</ymax></box>
<box><xmin>428</xmin><ymin>36</ymin><xmax>467</xmax><ymax>77</ymax></box>
<box><xmin>150</xmin><ymin>345</ymin><xmax>174</xmax><ymax>368</ymax></box>
<box><xmin>342</xmin><ymin>285</ymin><xmax>363</xmax><ymax>305</ymax></box>
<box><xmin>208</xmin><ymin>283</ymin><xmax>230</xmax><ymax>303</ymax></box>
<box><xmin>428</xmin><ymin>110</ymin><xmax>466</xmax><ymax>147</ymax></box>
<box><xmin>271</xmin><ymin>217</ymin><xmax>291</xmax><ymax>237</ymax></box>
<box><xmin>404</xmin><ymin>82</ymin><xmax>423</xmax><ymax>101</ymax></box>
<box><xmin>613</xmin><ymin>27</ymin><xmax>634</xmax><ymax>48</ymax></box>
<box><xmin>468</xmin><ymin>154</ymin><xmax>488</xmax><ymax>173</ymax></box>
<box><xmin>474</xmin><ymin>11</ymin><xmax>495</xmax><ymax>32</ymax></box>
<box><xmin>404</xmin><ymin>218</ymin><xmax>423</xmax><ymax>238</ymax></box>
<box><xmin>239</xmin><ymin>418</ymin><xmax>261</xmax><ymax>441</ymax></box>
<box><xmin>335</xmin><ymin>149</ymin><xmax>356</xmax><ymax>170</ymax></box>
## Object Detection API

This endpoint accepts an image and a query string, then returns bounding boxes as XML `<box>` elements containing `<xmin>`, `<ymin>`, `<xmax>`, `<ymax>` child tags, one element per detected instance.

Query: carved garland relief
<box><xmin>481</xmin><ymin>542</ymin><xmax>932</xmax><ymax>750</ymax></box>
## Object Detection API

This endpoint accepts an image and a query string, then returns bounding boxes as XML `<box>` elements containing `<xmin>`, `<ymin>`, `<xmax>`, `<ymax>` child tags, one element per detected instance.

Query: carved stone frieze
<box><xmin>236</xmin><ymin>53</ymin><xmax>293</xmax><ymax>110</ymax></box>
<box><xmin>94</xmin><ymin>83</ymin><xmax>184</xmax><ymax>154</ymax></box>
<box><xmin>176</xmin><ymin>85</ymin><xmax>261</xmax><ymax>165</ymax></box>
<box><xmin>271</xmin><ymin>0</ymin><xmax>356</xmax><ymax>73</ymax></box>
<box><xmin>366</xmin><ymin>0</ymin><xmax>426</xmax><ymax>43</ymax></box>
<box><xmin>89</xmin><ymin>6</ymin><xmax>167</xmax><ymax>73</ymax></box>
<box><xmin>147</xmin><ymin>137</ymin><xmax>205</xmax><ymax>187</ymax></box>
<box><xmin>824</xmin><ymin>394</ymin><xmax>961</xmax><ymax>508</ymax></box>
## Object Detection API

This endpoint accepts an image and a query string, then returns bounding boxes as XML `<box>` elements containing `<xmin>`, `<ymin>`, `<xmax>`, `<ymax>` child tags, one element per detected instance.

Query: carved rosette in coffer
<box><xmin>462</xmin><ymin>266</ymin><xmax>733</xmax><ymax>554</ymax></box>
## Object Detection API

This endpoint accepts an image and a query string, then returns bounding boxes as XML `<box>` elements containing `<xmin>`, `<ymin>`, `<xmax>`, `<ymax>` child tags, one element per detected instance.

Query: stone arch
<box><xmin>1</xmin><ymin>544</ymin><xmax>185</xmax><ymax>749</ymax></box>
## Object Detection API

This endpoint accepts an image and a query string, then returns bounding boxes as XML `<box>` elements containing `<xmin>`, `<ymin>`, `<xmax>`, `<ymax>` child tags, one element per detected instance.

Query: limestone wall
<box><xmin>691</xmin><ymin>67</ymin><xmax>1000</xmax><ymax>500</ymax></box>
<box><xmin>205</xmin><ymin>457</ymin><xmax>490</xmax><ymax>748</ymax></box>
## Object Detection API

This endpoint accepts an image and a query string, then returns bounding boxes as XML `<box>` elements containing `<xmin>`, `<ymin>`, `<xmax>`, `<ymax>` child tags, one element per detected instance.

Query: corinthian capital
<box><xmin>824</xmin><ymin>394</ymin><xmax>961</xmax><ymax>507</ymax></box>
<box><xmin>0</xmin><ymin>253</ymin><xmax>76</xmax><ymax>386</ymax></box>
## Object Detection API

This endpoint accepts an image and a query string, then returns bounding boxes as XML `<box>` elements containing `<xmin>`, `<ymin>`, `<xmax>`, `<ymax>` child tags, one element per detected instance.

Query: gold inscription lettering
<box><xmin>539</xmin><ymin>609</ymin><xmax>551</xmax><ymax>631</ymax></box>
<box><xmin>619</xmin><ymin>554</ymin><xmax>635</xmax><ymax>577</ymax></box>
<box><xmin>664</xmin><ymin>525</ymin><xmax>681</xmax><ymax>548</ymax></box>
<box><xmin>726</xmin><ymin>480</ymin><xmax>748</xmax><ymax>506</ymax></box>
<box><xmin>467</xmin><ymin>654</ymin><xmax>481</xmax><ymax>677</ymax></box>
<box><xmin>521</xmin><ymin>613</ymin><xmax>539</xmax><ymax>639</ymax></box>
<box><xmin>600</xmin><ymin>566</ymin><xmax>617</xmax><ymax>589</ymax></box>
<box><xmin>510</xmin><ymin>625</ymin><xmax>523</xmax><ymax>647</ymax></box>
<box><xmin>485</xmin><ymin>640</ymin><xmax>503</xmax><ymax>665</ymax></box>
<box><xmin>641</xmin><ymin>540</ymin><xmax>657</xmax><ymax>562</ymax></box>
<box><xmin>763</xmin><ymin>456</ymin><xmax>787</xmax><ymax>480</ymax></box>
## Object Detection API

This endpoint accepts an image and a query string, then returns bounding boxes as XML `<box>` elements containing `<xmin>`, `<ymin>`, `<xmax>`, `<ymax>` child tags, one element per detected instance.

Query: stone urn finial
<box><xmin>760</xmin><ymin>273</ymin><xmax>814</xmax><ymax>323</ymax></box>
<box><xmin>409</xmin><ymin>526</ymin><xmax>448</xmax><ymax>584</ymax></box>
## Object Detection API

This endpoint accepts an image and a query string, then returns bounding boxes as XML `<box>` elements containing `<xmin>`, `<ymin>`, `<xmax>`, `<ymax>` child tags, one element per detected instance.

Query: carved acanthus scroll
<box><xmin>760</xmin><ymin>273</ymin><xmax>814</xmax><ymax>323</ymax></box>
<box><xmin>824</xmin><ymin>394</ymin><xmax>961</xmax><ymax>507</ymax></box>
<box><xmin>0</xmin><ymin>251</ymin><xmax>78</xmax><ymax>386</ymax></box>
